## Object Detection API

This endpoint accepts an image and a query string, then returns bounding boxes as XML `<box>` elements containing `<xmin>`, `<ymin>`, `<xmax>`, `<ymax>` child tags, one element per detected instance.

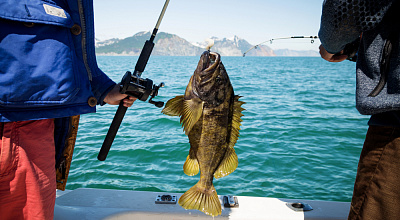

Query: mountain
<box><xmin>210</xmin><ymin>36</ymin><xmax>275</xmax><ymax>56</ymax></box>
<box><xmin>95</xmin><ymin>31</ymin><xmax>202</xmax><ymax>56</ymax></box>
<box><xmin>95</xmin><ymin>32</ymin><xmax>317</xmax><ymax>57</ymax></box>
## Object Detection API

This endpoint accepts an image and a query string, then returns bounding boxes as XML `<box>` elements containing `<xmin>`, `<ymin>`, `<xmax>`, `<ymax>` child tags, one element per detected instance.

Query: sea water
<box><xmin>66</xmin><ymin>56</ymin><xmax>368</xmax><ymax>203</ymax></box>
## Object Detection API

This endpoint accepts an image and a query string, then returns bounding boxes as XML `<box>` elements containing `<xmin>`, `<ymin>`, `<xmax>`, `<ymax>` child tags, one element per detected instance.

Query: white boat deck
<box><xmin>54</xmin><ymin>188</ymin><xmax>350</xmax><ymax>220</ymax></box>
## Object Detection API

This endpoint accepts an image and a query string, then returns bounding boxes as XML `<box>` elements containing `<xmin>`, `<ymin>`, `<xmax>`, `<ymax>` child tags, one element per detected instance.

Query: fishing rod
<box><xmin>242</xmin><ymin>36</ymin><xmax>319</xmax><ymax>57</ymax></box>
<box><xmin>98</xmin><ymin>0</ymin><xmax>170</xmax><ymax>161</ymax></box>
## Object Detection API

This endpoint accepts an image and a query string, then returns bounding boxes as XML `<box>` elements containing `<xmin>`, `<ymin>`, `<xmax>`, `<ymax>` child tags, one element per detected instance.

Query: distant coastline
<box><xmin>95</xmin><ymin>31</ymin><xmax>319</xmax><ymax>57</ymax></box>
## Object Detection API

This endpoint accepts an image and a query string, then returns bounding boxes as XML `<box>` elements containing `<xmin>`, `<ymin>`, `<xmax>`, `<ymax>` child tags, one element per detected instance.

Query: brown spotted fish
<box><xmin>162</xmin><ymin>51</ymin><xmax>245</xmax><ymax>216</ymax></box>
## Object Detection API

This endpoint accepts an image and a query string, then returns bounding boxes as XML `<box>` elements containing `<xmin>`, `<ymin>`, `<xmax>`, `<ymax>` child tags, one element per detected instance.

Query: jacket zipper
<box><xmin>77</xmin><ymin>0</ymin><xmax>92</xmax><ymax>81</ymax></box>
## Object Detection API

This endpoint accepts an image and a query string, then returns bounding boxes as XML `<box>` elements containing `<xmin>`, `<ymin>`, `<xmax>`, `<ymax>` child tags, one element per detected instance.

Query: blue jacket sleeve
<box><xmin>80</xmin><ymin>0</ymin><xmax>116</xmax><ymax>105</ymax></box>
<box><xmin>91</xmin><ymin>69</ymin><xmax>116</xmax><ymax>106</ymax></box>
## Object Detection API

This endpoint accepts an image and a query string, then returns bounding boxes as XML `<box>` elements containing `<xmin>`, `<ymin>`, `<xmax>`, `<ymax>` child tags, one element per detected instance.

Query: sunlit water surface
<box><xmin>67</xmin><ymin>56</ymin><xmax>367</xmax><ymax>203</ymax></box>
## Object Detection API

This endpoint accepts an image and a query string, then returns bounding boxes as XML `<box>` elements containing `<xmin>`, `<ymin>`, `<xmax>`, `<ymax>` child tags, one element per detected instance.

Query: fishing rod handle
<box><xmin>98</xmin><ymin>101</ymin><xmax>128</xmax><ymax>161</ymax></box>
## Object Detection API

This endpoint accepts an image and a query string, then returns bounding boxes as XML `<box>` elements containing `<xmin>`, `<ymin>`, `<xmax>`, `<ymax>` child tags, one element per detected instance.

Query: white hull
<box><xmin>54</xmin><ymin>188</ymin><xmax>350</xmax><ymax>220</ymax></box>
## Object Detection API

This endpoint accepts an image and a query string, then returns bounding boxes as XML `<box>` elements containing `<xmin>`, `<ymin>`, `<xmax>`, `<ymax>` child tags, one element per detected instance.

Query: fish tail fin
<box><xmin>178</xmin><ymin>182</ymin><xmax>221</xmax><ymax>217</ymax></box>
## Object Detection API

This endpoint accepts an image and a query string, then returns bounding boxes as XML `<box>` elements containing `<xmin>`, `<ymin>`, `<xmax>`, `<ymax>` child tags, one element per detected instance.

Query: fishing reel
<box><xmin>119</xmin><ymin>71</ymin><xmax>164</xmax><ymax>108</ymax></box>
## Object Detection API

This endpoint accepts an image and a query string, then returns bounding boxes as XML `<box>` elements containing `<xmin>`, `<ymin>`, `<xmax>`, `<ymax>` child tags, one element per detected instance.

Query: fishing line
<box><xmin>242</xmin><ymin>35</ymin><xmax>319</xmax><ymax>57</ymax></box>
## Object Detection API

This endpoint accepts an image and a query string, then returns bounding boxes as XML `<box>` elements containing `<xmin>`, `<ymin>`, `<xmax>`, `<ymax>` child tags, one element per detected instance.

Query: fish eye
<box><xmin>216</xmin><ymin>76</ymin><xmax>221</xmax><ymax>82</ymax></box>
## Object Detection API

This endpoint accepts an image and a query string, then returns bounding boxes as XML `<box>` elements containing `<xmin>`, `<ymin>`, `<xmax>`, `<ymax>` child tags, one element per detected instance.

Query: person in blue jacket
<box><xmin>0</xmin><ymin>0</ymin><xmax>135</xmax><ymax>219</ymax></box>
<box><xmin>319</xmin><ymin>0</ymin><xmax>400</xmax><ymax>219</ymax></box>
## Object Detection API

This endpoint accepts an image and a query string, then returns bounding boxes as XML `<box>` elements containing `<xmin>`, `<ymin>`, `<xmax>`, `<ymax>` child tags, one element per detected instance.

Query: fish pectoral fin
<box><xmin>214</xmin><ymin>146</ymin><xmax>238</xmax><ymax>179</ymax></box>
<box><xmin>161</xmin><ymin>95</ymin><xmax>184</xmax><ymax>116</ymax></box>
<box><xmin>181</xmin><ymin>98</ymin><xmax>204</xmax><ymax>135</ymax></box>
<box><xmin>183</xmin><ymin>153</ymin><xmax>199</xmax><ymax>176</ymax></box>
<box><xmin>229</xmin><ymin>96</ymin><xmax>246</xmax><ymax>148</ymax></box>
<box><xmin>178</xmin><ymin>182</ymin><xmax>221</xmax><ymax>217</ymax></box>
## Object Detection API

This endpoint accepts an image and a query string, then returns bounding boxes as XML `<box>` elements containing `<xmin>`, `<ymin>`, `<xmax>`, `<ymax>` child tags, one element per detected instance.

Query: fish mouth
<box><xmin>204</xmin><ymin>52</ymin><xmax>220</xmax><ymax>72</ymax></box>
<box><xmin>192</xmin><ymin>51</ymin><xmax>221</xmax><ymax>98</ymax></box>
<box><xmin>200</xmin><ymin>52</ymin><xmax>220</xmax><ymax>83</ymax></box>
<box><xmin>195</xmin><ymin>51</ymin><xmax>220</xmax><ymax>74</ymax></box>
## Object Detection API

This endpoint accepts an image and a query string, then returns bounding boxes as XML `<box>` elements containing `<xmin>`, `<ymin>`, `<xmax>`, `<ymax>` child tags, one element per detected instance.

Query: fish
<box><xmin>161</xmin><ymin>51</ymin><xmax>245</xmax><ymax>216</ymax></box>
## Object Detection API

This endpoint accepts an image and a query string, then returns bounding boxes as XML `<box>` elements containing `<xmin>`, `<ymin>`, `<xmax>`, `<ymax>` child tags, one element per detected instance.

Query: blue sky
<box><xmin>93</xmin><ymin>0</ymin><xmax>324</xmax><ymax>51</ymax></box>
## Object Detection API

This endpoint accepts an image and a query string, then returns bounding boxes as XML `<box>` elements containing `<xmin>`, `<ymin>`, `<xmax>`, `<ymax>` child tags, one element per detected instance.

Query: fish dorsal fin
<box><xmin>161</xmin><ymin>95</ymin><xmax>184</xmax><ymax>116</ymax></box>
<box><xmin>214</xmin><ymin>95</ymin><xmax>245</xmax><ymax>179</ymax></box>
<box><xmin>181</xmin><ymin>98</ymin><xmax>204</xmax><ymax>135</ymax></box>
<box><xmin>229</xmin><ymin>96</ymin><xmax>245</xmax><ymax>148</ymax></box>
<box><xmin>214</xmin><ymin>145</ymin><xmax>238</xmax><ymax>179</ymax></box>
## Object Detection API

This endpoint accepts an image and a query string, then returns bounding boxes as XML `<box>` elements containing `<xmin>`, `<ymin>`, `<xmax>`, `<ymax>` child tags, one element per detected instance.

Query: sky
<box><xmin>93</xmin><ymin>0</ymin><xmax>324</xmax><ymax>51</ymax></box>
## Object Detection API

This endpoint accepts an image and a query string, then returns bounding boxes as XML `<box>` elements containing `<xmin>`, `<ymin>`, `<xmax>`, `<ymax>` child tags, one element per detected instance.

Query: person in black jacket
<box><xmin>319</xmin><ymin>0</ymin><xmax>400</xmax><ymax>219</ymax></box>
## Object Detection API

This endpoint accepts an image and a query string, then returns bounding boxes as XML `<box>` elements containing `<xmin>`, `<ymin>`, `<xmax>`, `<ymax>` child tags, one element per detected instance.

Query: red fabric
<box><xmin>0</xmin><ymin>119</ymin><xmax>56</xmax><ymax>220</ymax></box>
